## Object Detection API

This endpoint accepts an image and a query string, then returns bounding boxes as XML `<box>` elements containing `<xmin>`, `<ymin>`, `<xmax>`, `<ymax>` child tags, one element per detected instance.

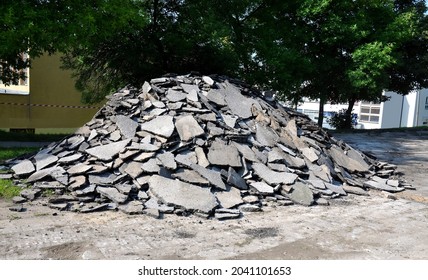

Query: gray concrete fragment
<box><xmin>166</xmin><ymin>89</ymin><xmax>187</xmax><ymax>102</ymax></box>
<box><xmin>329</xmin><ymin>145</ymin><xmax>368</xmax><ymax>173</ymax></box>
<box><xmin>88</xmin><ymin>173</ymin><xmax>117</xmax><ymax>186</ymax></box>
<box><xmin>157</xmin><ymin>152</ymin><xmax>177</xmax><ymax>170</ymax></box>
<box><xmin>11</xmin><ymin>160</ymin><xmax>35</xmax><ymax>176</ymax></box>
<box><xmin>118</xmin><ymin>200</ymin><xmax>144</xmax><ymax>214</ymax></box>
<box><xmin>148</xmin><ymin>175</ymin><xmax>218</xmax><ymax>213</ymax></box>
<box><xmin>202</xmin><ymin>76</ymin><xmax>215</xmax><ymax>86</ymax></box>
<box><xmin>144</xmin><ymin>197</ymin><xmax>175</xmax><ymax>213</ymax></box>
<box><xmin>124</xmin><ymin>161</ymin><xmax>143</xmax><ymax>178</ymax></box>
<box><xmin>141</xmin><ymin>158</ymin><xmax>160</xmax><ymax>173</ymax></box>
<box><xmin>34</xmin><ymin>153</ymin><xmax>58</xmax><ymax>171</ymax></box>
<box><xmin>215</xmin><ymin>187</ymin><xmax>244</xmax><ymax>209</ymax></box>
<box><xmin>223</xmin><ymin>82</ymin><xmax>260</xmax><ymax>119</ymax></box>
<box><xmin>97</xmin><ymin>187</ymin><xmax>128</xmax><ymax>204</ymax></box>
<box><xmin>172</xmin><ymin>169</ymin><xmax>209</xmax><ymax>185</ymax></box>
<box><xmin>140</xmin><ymin>115</ymin><xmax>175</xmax><ymax>138</ymax></box>
<box><xmin>114</xmin><ymin>115</ymin><xmax>138</xmax><ymax>139</ymax></box>
<box><xmin>252</xmin><ymin>163</ymin><xmax>298</xmax><ymax>185</ymax></box>
<box><xmin>134</xmin><ymin>152</ymin><xmax>156</xmax><ymax>162</ymax></box>
<box><xmin>143</xmin><ymin>208</ymin><xmax>160</xmax><ymax>219</ymax></box>
<box><xmin>190</xmin><ymin>163</ymin><xmax>226</xmax><ymax>190</ymax></box>
<box><xmin>301</xmin><ymin>147</ymin><xmax>319</xmax><ymax>163</ymax></box>
<box><xmin>20</xmin><ymin>188</ymin><xmax>41</xmax><ymax>200</ymax></box>
<box><xmin>287</xmin><ymin>182</ymin><xmax>314</xmax><ymax>206</ymax></box>
<box><xmin>205</xmin><ymin>89</ymin><xmax>226</xmax><ymax>106</ymax></box>
<box><xmin>86</xmin><ymin>139</ymin><xmax>131</xmax><ymax>161</ymax></box>
<box><xmin>207</xmin><ymin>140</ymin><xmax>241</xmax><ymax>167</ymax></box>
<box><xmin>227</xmin><ymin>167</ymin><xmax>248</xmax><ymax>190</ymax></box>
<box><xmin>195</xmin><ymin>147</ymin><xmax>210</xmax><ymax>168</ymax></box>
<box><xmin>232</xmin><ymin>142</ymin><xmax>259</xmax><ymax>162</ymax></box>
<box><xmin>363</xmin><ymin>180</ymin><xmax>404</xmax><ymax>192</ymax></box>
<box><xmin>175</xmin><ymin>151</ymin><xmax>197</xmax><ymax>167</ymax></box>
<box><xmin>343</xmin><ymin>185</ymin><xmax>369</xmax><ymax>196</ymax></box>
<box><xmin>175</xmin><ymin>115</ymin><xmax>205</xmax><ymax>141</ymax></box>
<box><xmin>324</xmin><ymin>183</ymin><xmax>347</xmax><ymax>195</ymax></box>
<box><xmin>58</xmin><ymin>153</ymin><xmax>83</xmax><ymax>164</ymax></box>
<box><xmin>221</xmin><ymin>114</ymin><xmax>238</xmax><ymax>128</ymax></box>
<box><xmin>215</xmin><ymin>209</ymin><xmax>241</xmax><ymax>220</ymax></box>
<box><xmin>255</xmin><ymin>123</ymin><xmax>279</xmax><ymax>147</ymax></box>
<box><xmin>242</xmin><ymin>195</ymin><xmax>259</xmax><ymax>204</ymax></box>
<box><xmin>250</xmin><ymin>181</ymin><xmax>274</xmax><ymax>195</ymax></box>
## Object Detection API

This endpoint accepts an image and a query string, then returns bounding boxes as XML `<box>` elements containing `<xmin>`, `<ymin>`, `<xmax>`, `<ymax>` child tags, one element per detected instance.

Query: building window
<box><xmin>360</xmin><ymin>102</ymin><xmax>381</xmax><ymax>123</ymax></box>
<box><xmin>425</xmin><ymin>97</ymin><xmax>428</xmax><ymax>110</ymax></box>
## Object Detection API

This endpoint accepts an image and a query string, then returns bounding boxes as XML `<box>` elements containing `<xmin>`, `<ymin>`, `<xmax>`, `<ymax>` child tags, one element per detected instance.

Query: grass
<box><xmin>0</xmin><ymin>147</ymin><xmax>39</xmax><ymax>163</ymax></box>
<box><xmin>0</xmin><ymin>179</ymin><xmax>22</xmax><ymax>199</ymax></box>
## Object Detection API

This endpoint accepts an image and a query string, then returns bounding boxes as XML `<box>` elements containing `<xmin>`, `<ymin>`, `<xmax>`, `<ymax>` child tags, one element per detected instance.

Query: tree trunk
<box><xmin>344</xmin><ymin>97</ymin><xmax>356</xmax><ymax>129</ymax></box>
<box><xmin>317</xmin><ymin>96</ymin><xmax>325</xmax><ymax>127</ymax></box>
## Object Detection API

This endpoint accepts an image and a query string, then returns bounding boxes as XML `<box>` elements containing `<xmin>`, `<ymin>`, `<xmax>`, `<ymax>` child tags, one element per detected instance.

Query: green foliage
<box><xmin>1</xmin><ymin>0</ymin><xmax>427</xmax><ymax>112</ymax></box>
<box><xmin>327</xmin><ymin>109</ymin><xmax>357</xmax><ymax>130</ymax></box>
<box><xmin>0</xmin><ymin>179</ymin><xmax>21</xmax><ymax>199</ymax></box>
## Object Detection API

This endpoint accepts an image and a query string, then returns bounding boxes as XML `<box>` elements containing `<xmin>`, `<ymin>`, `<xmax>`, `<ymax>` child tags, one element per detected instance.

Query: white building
<box><xmin>296</xmin><ymin>89</ymin><xmax>428</xmax><ymax>129</ymax></box>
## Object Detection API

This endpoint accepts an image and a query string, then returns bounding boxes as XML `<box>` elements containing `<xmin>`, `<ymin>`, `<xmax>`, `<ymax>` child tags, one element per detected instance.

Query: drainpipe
<box><xmin>399</xmin><ymin>95</ymin><xmax>404</xmax><ymax>128</ymax></box>
<box><xmin>414</xmin><ymin>90</ymin><xmax>420</xmax><ymax>127</ymax></box>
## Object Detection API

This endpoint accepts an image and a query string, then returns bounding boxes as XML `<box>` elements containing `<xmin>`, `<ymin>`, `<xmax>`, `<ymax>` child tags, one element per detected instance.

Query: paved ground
<box><xmin>0</xmin><ymin>131</ymin><xmax>427</xmax><ymax>260</ymax></box>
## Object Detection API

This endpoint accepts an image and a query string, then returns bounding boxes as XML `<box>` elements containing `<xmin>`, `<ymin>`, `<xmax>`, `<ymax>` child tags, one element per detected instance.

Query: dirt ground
<box><xmin>1</xmin><ymin>131</ymin><xmax>427</xmax><ymax>260</ymax></box>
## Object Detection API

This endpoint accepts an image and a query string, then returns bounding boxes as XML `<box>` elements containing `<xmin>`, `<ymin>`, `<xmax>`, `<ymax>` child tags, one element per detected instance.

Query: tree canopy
<box><xmin>1</xmin><ymin>0</ymin><xmax>427</xmax><ymax>128</ymax></box>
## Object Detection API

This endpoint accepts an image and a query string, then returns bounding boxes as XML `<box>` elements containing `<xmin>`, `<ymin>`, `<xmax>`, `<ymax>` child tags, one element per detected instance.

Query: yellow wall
<box><xmin>0</xmin><ymin>54</ymin><xmax>102</xmax><ymax>132</ymax></box>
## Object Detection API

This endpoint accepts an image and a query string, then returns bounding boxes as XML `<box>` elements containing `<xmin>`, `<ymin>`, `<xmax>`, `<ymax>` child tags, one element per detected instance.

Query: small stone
<box><xmin>343</xmin><ymin>185</ymin><xmax>369</xmax><ymax>196</ymax></box>
<box><xmin>12</xmin><ymin>196</ymin><xmax>27</xmax><ymax>204</ymax></box>
<box><xmin>9</xmin><ymin>204</ymin><xmax>25</xmax><ymax>212</ymax></box>
<box><xmin>315</xmin><ymin>198</ymin><xmax>329</xmax><ymax>206</ymax></box>
<box><xmin>215</xmin><ymin>209</ymin><xmax>241</xmax><ymax>220</ymax></box>
<box><xmin>20</xmin><ymin>188</ymin><xmax>41</xmax><ymax>201</ymax></box>
<box><xmin>239</xmin><ymin>204</ymin><xmax>262</xmax><ymax>212</ymax></box>
<box><xmin>242</xmin><ymin>195</ymin><xmax>259</xmax><ymax>204</ymax></box>
<box><xmin>202</xmin><ymin>76</ymin><xmax>215</xmax><ymax>86</ymax></box>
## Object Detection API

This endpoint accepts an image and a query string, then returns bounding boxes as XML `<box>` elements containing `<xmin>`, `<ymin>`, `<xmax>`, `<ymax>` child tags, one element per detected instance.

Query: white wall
<box><xmin>381</xmin><ymin>91</ymin><xmax>405</xmax><ymax>128</ymax></box>
<box><xmin>416</xmin><ymin>88</ymin><xmax>428</xmax><ymax>126</ymax></box>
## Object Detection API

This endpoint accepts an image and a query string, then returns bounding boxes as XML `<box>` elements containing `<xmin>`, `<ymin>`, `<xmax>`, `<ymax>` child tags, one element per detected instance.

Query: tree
<box><xmin>292</xmin><ymin>0</ymin><xmax>428</xmax><ymax>128</ymax></box>
<box><xmin>0</xmin><ymin>0</ymin><xmax>149</xmax><ymax>87</ymax></box>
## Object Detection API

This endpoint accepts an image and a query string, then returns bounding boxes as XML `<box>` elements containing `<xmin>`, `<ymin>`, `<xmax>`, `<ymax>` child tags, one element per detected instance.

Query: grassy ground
<box><xmin>0</xmin><ymin>147</ymin><xmax>39</xmax><ymax>163</ymax></box>
<box><xmin>0</xmin><ymin>179</ymin><xmax>21</xmax><ymax>199</ymax></box>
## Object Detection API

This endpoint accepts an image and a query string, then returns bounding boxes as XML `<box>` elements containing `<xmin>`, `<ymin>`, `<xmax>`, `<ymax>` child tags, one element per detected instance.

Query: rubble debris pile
<box><xmin>3</xmin><ymin>74</ymin><xmax>409</xmax><ymax>219</ymax></box>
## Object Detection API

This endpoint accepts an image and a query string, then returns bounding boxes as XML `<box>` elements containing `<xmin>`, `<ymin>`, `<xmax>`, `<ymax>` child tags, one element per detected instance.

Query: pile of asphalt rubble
<box><xmin>2</xmin><ymin>74</ymin><xmax>412</xmax><ymax>219</ymax></box>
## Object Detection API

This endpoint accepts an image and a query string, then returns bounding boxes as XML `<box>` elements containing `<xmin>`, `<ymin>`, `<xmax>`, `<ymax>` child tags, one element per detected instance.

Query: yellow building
<box><xmin>0</xmin><ymin>54</ymin><xmax>102</xmax><ymax>134</ymax></box>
